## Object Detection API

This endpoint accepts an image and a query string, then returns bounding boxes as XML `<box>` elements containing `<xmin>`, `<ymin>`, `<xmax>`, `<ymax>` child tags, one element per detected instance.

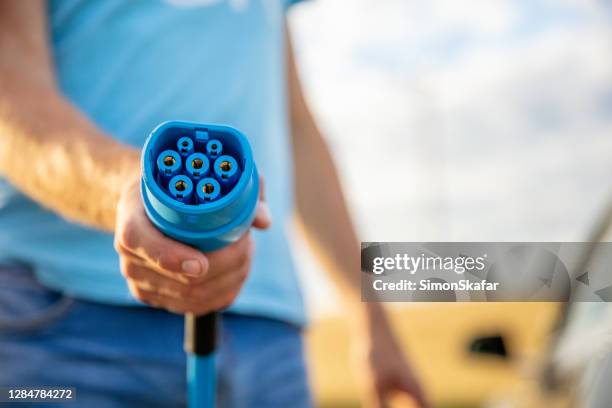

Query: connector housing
<box><xmin>141</xmin><ymin>121</ymin><xmax>259</xmax><ymax>252</ymax></box>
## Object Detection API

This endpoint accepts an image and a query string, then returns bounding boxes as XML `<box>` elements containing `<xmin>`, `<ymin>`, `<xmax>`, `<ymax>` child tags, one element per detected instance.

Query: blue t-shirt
<box><xmin>0</xmin><ymin>0</ymin><xmax>305</xmax><ymax>326</ymax></box>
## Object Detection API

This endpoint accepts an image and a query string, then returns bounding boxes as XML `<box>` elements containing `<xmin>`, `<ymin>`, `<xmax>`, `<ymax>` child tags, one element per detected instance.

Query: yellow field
<box><xmin>306</xmin><ymin>303</ymin><xmax>565</xmax><ymax>408</ymax></box>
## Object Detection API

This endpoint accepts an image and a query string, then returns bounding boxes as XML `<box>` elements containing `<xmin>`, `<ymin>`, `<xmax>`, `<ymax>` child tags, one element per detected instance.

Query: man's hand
<box><xmin>357</xmin><ymin>306</ymin><xmax>430</xmax><ymax>408</ymax></box>
<box><xmin>114</xmin><ymin>178</ymin><xmax>271</xmax><ymax>315</ymax></box>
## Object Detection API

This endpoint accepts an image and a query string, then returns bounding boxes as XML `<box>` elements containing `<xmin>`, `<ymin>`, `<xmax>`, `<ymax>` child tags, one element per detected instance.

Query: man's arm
<box><xmin>0</xmin><ymin>0</ymin><xmax>139</xmax><ymax>230</ymax></box>
<box><xmin>0</xmin><ymin>0</ymin><xmax>271</xmax><ymax>318</ymax></box>
<box><xmin>286</xmin><ymin>28</ymin><xmax>429</xmax><ymax>408</ymax></box>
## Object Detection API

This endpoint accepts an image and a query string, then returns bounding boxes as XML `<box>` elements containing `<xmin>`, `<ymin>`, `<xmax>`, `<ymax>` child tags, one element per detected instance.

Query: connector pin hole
<box><xmin>192</xmin><ymin>158</ymin><xmax>204</xmax><ymax>169</ymax></box>
<box><xmin>220</xmin><ymin>161</ymin><xmax>231</xmax><ymax>172</ymax></box>
<box><xmin>203</xmin><ymin>183</ymin><xmax>215</xmax><ymax>194</ymax></box>
<box><xmin>175</xmin><ymin>180</ymin><xmax>187</xmax><ymax>192</ymax></box>
<box><xmin>211</xmin><ymin>144</ymin><xmax>218</xmax><ymax>150</ymax></box>
<box><xmin>182</xmin><ymin>141</ymin><xmax>189</xmax><ymax>147</ymax></box>
<box><xmin>163</xmin><ymin>156</ymin><xmax>175</xmax><ymax>166</ymax></box>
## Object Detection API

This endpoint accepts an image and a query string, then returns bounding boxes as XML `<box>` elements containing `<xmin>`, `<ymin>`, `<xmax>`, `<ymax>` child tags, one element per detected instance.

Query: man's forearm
<box><xmin>290</xmin><ymin>111</ymin><xmax>385</xmax><ymax>317</ymax></box>
<box><xmin>286</xmin><ymin>29</ymin><xmax>385</xmax><ymax>328</ymax></box>
<box><xmin>0</xmin><ymin>0</ymin><xmax>139</xmax><ymax>231</ymax></box>
<box><xmin>0</xmin><ymin>71</ymin><xmax>139</xmax><ymax>231</ymax></box>
<box><xmin>291</xmin><ymin>119</ymin><xmax>360</xmax><ymax>293</ymax></box>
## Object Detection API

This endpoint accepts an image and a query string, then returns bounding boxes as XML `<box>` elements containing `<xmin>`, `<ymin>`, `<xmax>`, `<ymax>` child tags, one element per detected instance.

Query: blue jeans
<box><xmin>0</xmin><ymin>263</ymin><xmax>313</xmax><ymax>408</ymax></box>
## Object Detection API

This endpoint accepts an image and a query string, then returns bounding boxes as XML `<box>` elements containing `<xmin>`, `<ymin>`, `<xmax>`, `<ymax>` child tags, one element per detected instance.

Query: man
<box><xmin>0</xmin><ymin>1</ymin><xmax>428</xmax><ymax>407</ymax></box>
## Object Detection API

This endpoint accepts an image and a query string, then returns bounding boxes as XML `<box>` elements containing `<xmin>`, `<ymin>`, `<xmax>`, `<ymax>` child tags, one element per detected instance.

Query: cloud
<box><xmin>289</xmin><ymin>0</ymin><xmax>612</xmax><ymax>314</ymax></box>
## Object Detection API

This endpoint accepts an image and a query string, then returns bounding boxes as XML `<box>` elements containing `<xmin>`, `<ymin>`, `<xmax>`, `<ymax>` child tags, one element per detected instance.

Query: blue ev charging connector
<box><xmin>142</xmin><ymin>121</ymin><xmax>259</xmax><ymax>252</ymax></box>
<box><xmin>141</xmin><ymin>121</ymin><xmax>260</xmax><ymax>408</ymax></box>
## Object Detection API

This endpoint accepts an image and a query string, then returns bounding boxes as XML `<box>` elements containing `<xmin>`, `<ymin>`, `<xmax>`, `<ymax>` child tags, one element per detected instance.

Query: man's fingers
<box><xmin>120</xmin><ymin>260</ymin><xmax>193</xmax><ymax>299</ymax></box>
<box><xmin>191</xmin><ymin>256</ymin><xmax>251</xmax><ymax>304</ymax></box>
<box><xmin>371</xmin><ymin>392</ymin><xmax>390</xmax><ymax>408</ymax></box>
<box><xmin>252</xmin><ymin>201</ymin><xmax>272</xmax><ymax>229</ymax></box>
<box><xmin>117</xmin><ymin>245</ymin><xmax>201</xmax><ymax>284</ymax></box>
<box><xmin>370</xmin><ymin>371</ymin><xmax>430</xmax><ymax>408</ymax></box>
<box><xmin>115</xmin><ymin>209</ymin><xmax>209</xmax><ymax>279</ymax></box>
<box><xmin>400</xmin><ymin>379</ymin><xmax>430</xmax><ymax>408</ymax></box>
<box><xmin>127</xmin><ymin>282</ymin><xmax>204</xmax><ymax>314</ymax></box>
<box><xmin>375</xmin><ymin>375</ymin><xmax>429</xmax><ymax>408</ymax></box>
<box><xmin>127</xmin><ymin>261</ymin><xmax>248</xmax><ymax>315</ymax></box>
<box><xmin>252</xmin><ymin>175</ymin><xmax>271</xmax><ymax>229</ymax></box>
<box><xmin>259</xmin><ymin>175</ymin><xmax>266</xmax><ymax>201</ymax></box>
<box><xmin>205</xmin><ymin>232</ymin><xmax>254</xmax><ymax>278</ymax></box>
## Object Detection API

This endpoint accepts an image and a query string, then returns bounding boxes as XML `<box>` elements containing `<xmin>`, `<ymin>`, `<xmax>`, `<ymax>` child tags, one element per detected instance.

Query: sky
<box><xmin>287</xmin><ymin>0</ymin><xmax>612</xmax><ymax>315</ymax></box>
